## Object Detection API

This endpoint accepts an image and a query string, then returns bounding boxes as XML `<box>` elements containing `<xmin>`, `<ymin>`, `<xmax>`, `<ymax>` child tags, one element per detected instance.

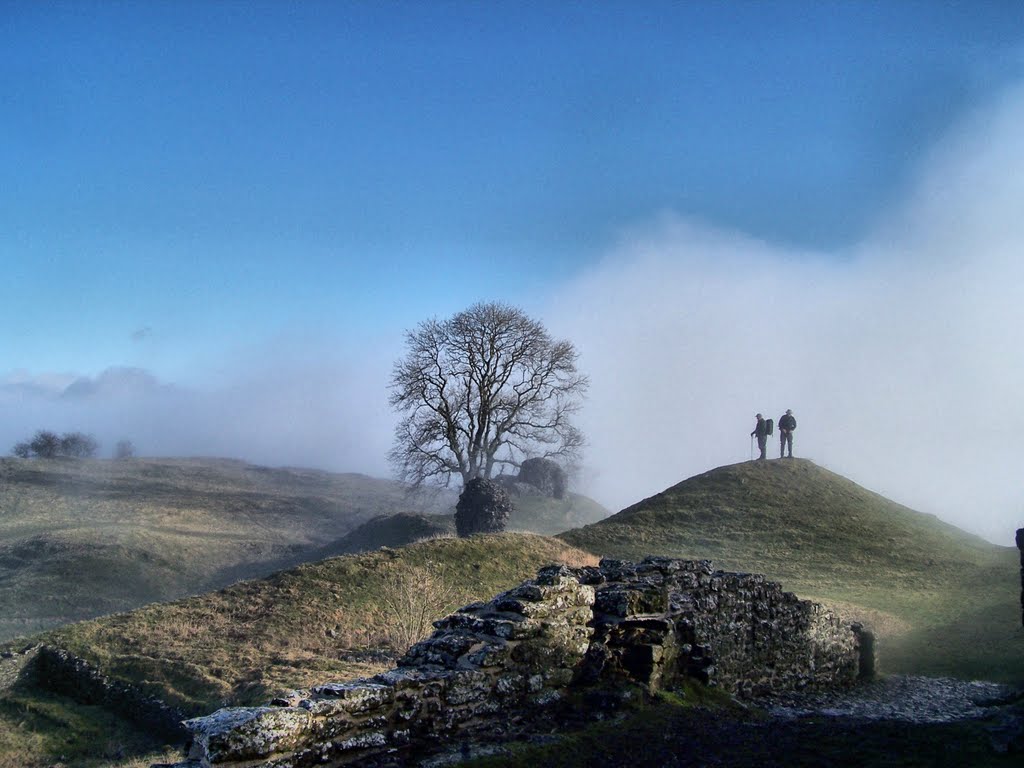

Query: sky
<box><xmin>2</xmin><ymin>1</ymin><xmax>1024</xmax><ymax>544</ymax></box>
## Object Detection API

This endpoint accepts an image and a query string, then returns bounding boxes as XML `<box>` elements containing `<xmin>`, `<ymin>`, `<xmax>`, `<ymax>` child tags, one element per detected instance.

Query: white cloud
<box><xmin>0</xmin><ymin>343</ymin><xmax>398</xmax><ymax>479</ymax></box>
<box><xmin>544</xmin><ymin>84</ymin><xmax>1024</xmax><ymax>545</ymax></box>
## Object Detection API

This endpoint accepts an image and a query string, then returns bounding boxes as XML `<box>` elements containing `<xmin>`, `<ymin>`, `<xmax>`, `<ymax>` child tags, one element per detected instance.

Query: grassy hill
<box><xmin>0</xmin><ymin>534</ymin><xmax>597</xmax><ymax>767</ymax></box>
<box><xmin>0</xmin><ymin>457</ymin><xmax>610</xmax><ymax>643</ymax></box>
<box><xmin>560</xmin><ymin>458</ymin><xmax>1023</xmax><ymax>682</ymax></box>
<box><xmin>2</xmin><ymin>457</ymin><xmax>1020</xmax><ymax>766</ymax></box>
<box><xmin>0</xmin><ymin>457</ymin><xmax>452</xmax><ymax>641</ymax></box>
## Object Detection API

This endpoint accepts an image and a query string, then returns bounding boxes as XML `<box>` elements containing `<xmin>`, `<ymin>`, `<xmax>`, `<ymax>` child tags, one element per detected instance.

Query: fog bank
<box><xmin>545</xmin><ymin>85</ymin><xmax>1024</xmax><ymax>545</ymax></box>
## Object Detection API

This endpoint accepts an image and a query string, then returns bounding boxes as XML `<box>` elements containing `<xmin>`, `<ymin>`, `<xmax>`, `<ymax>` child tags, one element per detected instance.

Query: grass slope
<box><xmin>560</xmin><ymin>458</ymin><xmax>1023</xmax><ymax>682</ymax></box>
<box><xmin>1</xmin><ymin>533</ymin><xmax>597</xmax><ymax>766</ymax></box>
<box><xmin>0</xmin><ymin>457</ymin><xmax>451</xmax><ymax>642</ymax></box>
<box><xmin>505</xmin><ymin>488</ymin><xmax>611</xmax><ymax>535</ymax></box>
<box><xmin>315</xmin><ymin>512</ymin><xmax>457</xmax><ymax>558</ymax></box>
<box><xmin>0</xmin><ymin>458</ymin><xmax>608</xmax><ymax>643</ymax></box>
<box><xmin>38</xmin><ymin>533</ymin><xmax>597</xmax><ymax>715</ymax></box>
<box><xmin>3</xmin><ymin>458</ymin><xmax>1019</xmax><ymax>765</ymax></box>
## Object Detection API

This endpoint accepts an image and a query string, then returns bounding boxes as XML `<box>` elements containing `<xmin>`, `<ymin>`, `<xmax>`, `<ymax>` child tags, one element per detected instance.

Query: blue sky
<box><xmin>2</xmin><ymin>2</ymin><xmax>1024</xmax><ymax>542</ymax></box>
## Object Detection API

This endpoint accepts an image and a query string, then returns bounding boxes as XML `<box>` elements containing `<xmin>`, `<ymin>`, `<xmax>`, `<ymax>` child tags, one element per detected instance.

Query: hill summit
<box><xmin>562</xmin><ymin>458</ymin><xmax>998</xmax><ymax>584</ymax></box>
<box><xmin>561</xmin><ymin>458</ymin><xmax>1022</xmax><ymax>682</ymax></box>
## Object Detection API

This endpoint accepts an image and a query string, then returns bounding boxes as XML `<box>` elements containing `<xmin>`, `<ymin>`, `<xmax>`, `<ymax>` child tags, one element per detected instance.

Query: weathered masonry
<box><xmin>169</xmin><ymin>557</ymin><xmax>873</xmax><ymax>767</ymax></box>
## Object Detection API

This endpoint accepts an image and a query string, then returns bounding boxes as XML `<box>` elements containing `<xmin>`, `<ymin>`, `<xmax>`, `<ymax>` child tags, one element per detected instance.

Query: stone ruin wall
<box><xmin>168</xmin><ymin>557</ymin><xmax>872</xmax><ymax>767</ymax></box>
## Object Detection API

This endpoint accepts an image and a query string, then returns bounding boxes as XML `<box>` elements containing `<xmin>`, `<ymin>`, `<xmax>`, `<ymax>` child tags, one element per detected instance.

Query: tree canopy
<box><xmin>389</xmin><ymin>302</ymin><xmax>587</xmax><ymax>489</ymax></box>
<box><xmin>12</xmin><ymin>430</ymin><xmax>98</xmax><ymax>459</ymax></box>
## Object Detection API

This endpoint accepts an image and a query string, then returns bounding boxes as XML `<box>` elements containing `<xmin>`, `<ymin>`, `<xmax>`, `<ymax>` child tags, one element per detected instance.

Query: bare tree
<box><xmin>389</xmin><ymin>302</ymin><xmax>587</xmax><ymax>489</ymax></box>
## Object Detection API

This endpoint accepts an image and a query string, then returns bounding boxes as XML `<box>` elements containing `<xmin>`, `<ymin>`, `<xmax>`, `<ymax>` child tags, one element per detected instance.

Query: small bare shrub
<box><xmin>553</xmin><ymin>547</ymin><xmax>601</xmax><ymax>568</ymax></box>
<box><xmin>371</xmin><ymin>561</ymin><xmax>459</xmax><ymax>653</ymax></box>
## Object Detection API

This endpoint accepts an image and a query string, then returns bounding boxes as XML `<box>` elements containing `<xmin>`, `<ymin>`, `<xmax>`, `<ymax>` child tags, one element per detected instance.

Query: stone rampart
<box><xmin>167</xmin><ymin>557</ymin><xmax>871</xmax><ymax>767</ymax></box>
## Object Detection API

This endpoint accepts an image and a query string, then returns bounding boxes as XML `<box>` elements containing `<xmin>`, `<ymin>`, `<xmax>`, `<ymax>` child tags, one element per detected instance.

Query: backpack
<box><xmin>765</xmin><ymin>418</ymin><xmax>774</xmax><ymax>436</ymax></box>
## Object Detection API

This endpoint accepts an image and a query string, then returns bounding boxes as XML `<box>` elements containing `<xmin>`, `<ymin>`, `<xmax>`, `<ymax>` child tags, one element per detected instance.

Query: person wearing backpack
<box><xmin>751</xmin><ymin>413</ymin><xmax>769</xmax><ymax>460</ymax></box>
<box><xmin>779</xmin><ymin>409</ymin><xmax>797</xmax><ymax>458</ymax></box>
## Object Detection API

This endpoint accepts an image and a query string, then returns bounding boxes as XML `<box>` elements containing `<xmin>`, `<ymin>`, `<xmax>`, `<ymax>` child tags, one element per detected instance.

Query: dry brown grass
<box><xmin>369</xmin><ymin>559</ymin><xmax>461</xmax><ymax>652</ymax></box>
<box><xmin>37</xmin><ymin>533</ymin><xmax>599</xmax><ymax>716</ymax></box>
<box><xmin>550</xmin><ymin>546</ymin><xmax>601</xmax><ymax>568</ymax></box>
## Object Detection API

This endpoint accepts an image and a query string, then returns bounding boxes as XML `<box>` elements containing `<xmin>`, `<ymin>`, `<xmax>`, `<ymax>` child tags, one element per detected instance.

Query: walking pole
<box><xmin>750</xmin><ymin>435</ymin><xmax>753</xmax><ymax>461</ymax></box>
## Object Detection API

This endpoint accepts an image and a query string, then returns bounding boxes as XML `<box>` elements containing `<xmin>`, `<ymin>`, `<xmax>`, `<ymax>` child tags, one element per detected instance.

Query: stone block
<box><xmin>308</xmin><ymin>682</ymin><xmax>393</xmax><ymax>713</ymax></box>
<box><xmin>185</xmin><ymin>706</ymin><xmax>312</xmax><ymax>763</ymax></box>
<box><xmin>444</xmin><ymin>670</ymin><xmax>492</xmax><ymax>706</ymax></box>
<box><xmin>534</xmin><ymin>564</ymin><xmax>581</xmax><ymax>586</ymax></box>
<box><xmin>373</xmin><ymin>667</ymin><xmax>446</xmax><ymax>693</ymax></box>
<box><xmin>335</xmin><ymin>731</ymin><xmax>388</xmax><ymax>753</ymax></box>
<box><xmin>494</xmin><ymin>672</ymin><xmax>527</xmax><ymax>698</ymax></box>
<box><xmin>465</xmin><ymin>639</ymin><xmax>512</xmax><ymax>668</ymax></box>
<box><xmin>594</xmin><ymin>584</ymin><xmax>667</xmax><ymax>617</ymax></box>
<box><xmin>400</xmin><ymin>631</ymin><xmax>480</xmax><ymax>668</ymax></box>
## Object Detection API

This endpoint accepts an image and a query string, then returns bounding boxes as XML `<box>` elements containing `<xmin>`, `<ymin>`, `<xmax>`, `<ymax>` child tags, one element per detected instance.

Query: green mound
<box><xmin>317</xmin><ymin>512</ymin><xmax>457</xmax><ymax>557</ymax></box>
<box><xmin>505</xmin><ymin>488</ymin><xmax>611</xmax><ymax>535</ymax></box>
<box><xmin>560</xmin><ymin>458</ymin><xmax>1023</xmax><ymax>682</ymax></box>
<box><xmin>37</xmin><ymin>533</ymin><xmax>598</xmax><ymax>716</ymax></box>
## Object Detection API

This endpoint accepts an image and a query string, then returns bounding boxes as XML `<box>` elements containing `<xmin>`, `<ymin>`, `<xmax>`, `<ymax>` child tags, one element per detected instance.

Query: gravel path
<box><xmin>762</xmin><ymin>675</ymin><xmax>1023</xmax><ymax>724</ymax></box>
<box><xmin>426</xmin><ymin>676</ymin><xmax>1024</xmax><ymax>768</ymax></box>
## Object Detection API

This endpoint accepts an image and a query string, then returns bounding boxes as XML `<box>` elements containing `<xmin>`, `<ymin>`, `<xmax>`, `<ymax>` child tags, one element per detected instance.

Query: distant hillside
<box><xmin>0</xmin><ymin>457</ymin><xmax>450</xmax><ymax>641</ymax></box>
<box><xmin>560</xmin><ymin>458</ymin><xmax>1023</xmax><ymax>682</ymax></box>
<box><xmin>0</xmin><ymin>458</ymin><xmax>609</xmax><ymax>643</ymax></box>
